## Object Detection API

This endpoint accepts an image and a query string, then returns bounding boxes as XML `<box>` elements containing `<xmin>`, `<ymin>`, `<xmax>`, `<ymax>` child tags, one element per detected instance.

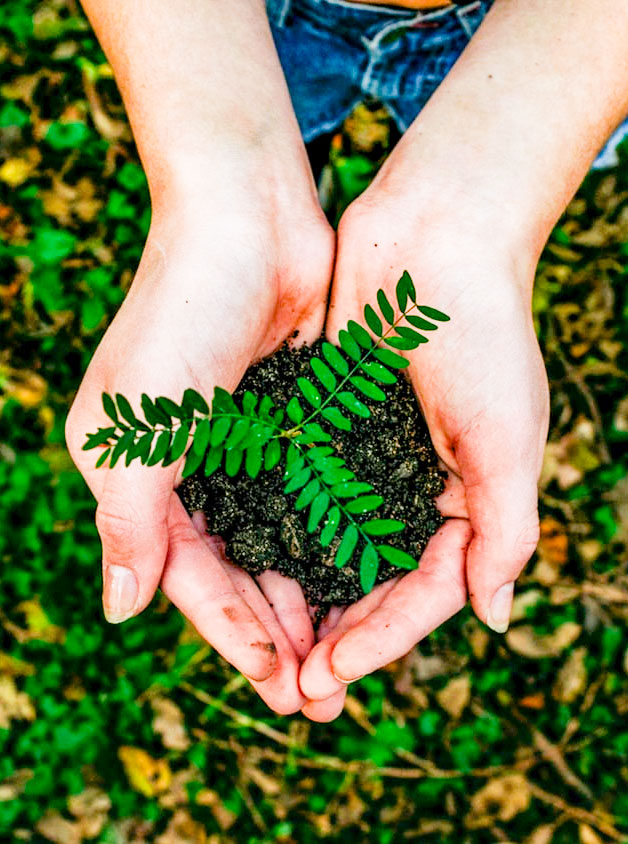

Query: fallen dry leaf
<box><xmin>151</xmin><ymin>697</ymin><xmax>190</xmax><ymax>752</ymax></box>
<box><xmin>155</xmin><ymin>809</ymin><xmax>207</xmax><ymax>844</ymax></box>
<box><xmin>36</xmin><ymin>810</ymin><xmax>82</xmax><ymax>844</ymax></box>
<box><xmin>540</xmin><ymin>417</ymin><xmax>600</xmax><ymax>491</ymax></box>
<box><xmin>0</xmin><ymin>158</ymin><xmax>36</xmax><ymax>187</ymax></box>
<box><xmin>68</xmin><ymin>786</ymin><xmax>111</xmax><ymax>839</ymax></box>
<box><xmin>41</xmin><ymin>176</ymin><xmax>102</xmax><ymax>225</ymax></box>
<box><xmin>435</xmin><ymin>675</ymin><xmax>471</xmax><ymax>720</ymax></box>
<box><xmin>467</xmin><ymin>773</ymin><xmax>531</xmax><ymax>828</ymax></box>
<box><xmin>344</xmin><ymin>102</ymin><xmax>390</xmax><ymax>154</ymax></box>
<box><xmin>519</xmin><ymin>693</ymin><xmax>546</xmax><ymax>710</ymax></box>
<box><xmin>0</xmin><ymin>769</ymin><xmax>33</xmax><ymax>802</ymax></box>
<box><xmin>526</xmin><ymin>824</ymin><xmax>556</xmax><ymax>844</ymax></box>
<box><xmin>538</xmin><ymin>516</ymin><xmax>569</xmax><ymax>567</ymax></box>
<box><xmin>506</xmin><ymin>622</ymin><xmax>582</xmax><ymax>659</ymax></box>
<box><xmin>553</xmin><ymin>647</ymin><xmax>588</xmax><ymax>703</ymax></box>
<box><xmin>511</xmin><ymin>589</ymin><xmax>546</xmax><ymax>623</ymax></box>
<box><xmin>118</xmin><ymin>747</ymin><xmax>172</xmax><ymax>798</ymax></box>
<box><xmin>579</xmin><ymin>823</ymin><xmax>604</xmax><ymax>844</ymax></box>
<box><xmin>196</xmin><ymin>788</ymin><xmax>238</xmax><ymax>831</ymax></box>
<box><xmin>0</xmin><ymin>651</ymin><xmax>35</xmax><ymax>677</ymax></box>
<box><xmin>0</xmin><ymin>676</ymin><xmax>36</xmax><ymax>729</ymax></box>
<box><xmin>15</xmin><ymin>597</ymin><xmax>65</xmax><ymax>643</ymax></box>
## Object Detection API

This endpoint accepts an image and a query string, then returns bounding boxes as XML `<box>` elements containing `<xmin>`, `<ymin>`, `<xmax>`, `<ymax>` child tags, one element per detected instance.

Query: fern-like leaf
<box><xmin>360</xmin><ymin>544</ymin><xmax>380</xmax><ymax>593</ymax></box>
<box><xmin>335</xmin><ymin>525</ymin><xmax>358</xmax><ymax>568</ymax></box>
<box><xmin>321</xmin><ymin>342</ymin><xmax>350</xmax><ymax>376</ymax></box>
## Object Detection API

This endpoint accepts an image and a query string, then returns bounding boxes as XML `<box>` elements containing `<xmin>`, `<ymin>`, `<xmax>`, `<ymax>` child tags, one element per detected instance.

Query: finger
<box><xmin>96</xmin><ymin>460</ymin><xmax>175</xmax><ymax>623</ymax></box>
<box><xmin>161</xmin><ymin>495</ymin><xmax>278</xmax><ymax>683</ymax></box>
<box><xmin>316</xmin><ymin>605</ymin><xmax>345</xmax><ymax>640</ymax></box>
<box><xmin>301</xmin><ymin>689</ymin><xmax>347</xmax><ymax>723</ymax></box>
<box><xmin>457</xmin><ymin>427</ymin><xmax>542</xmax><ymax>633</ymax></box>
<box><xmin>221</xmin><ymin>562</ymin><xmax>307</xmax><ymax>714</ymax></box>
<box><xmin>434</xmin><ymin>464</ymin><xmax>469</xmax><ymax>520</ymax></box>
<box><xmin>189</xmin><ymin>516</ymin><xmax>306</xmax><ymax>712</ymax></box>
<box><xmin>330</xmin><ymin>519</ymin><xmax>471</xmax><ymax>682</ymax></box>
<box><xmin>256</xmin><ymin>570</ymin><xmax>315</xmax><ymax>662</ymax></box>
<box><xmin>299</xmin><ymin>578</ymin><xmax>399</xmax><ymax>701</ymax></box>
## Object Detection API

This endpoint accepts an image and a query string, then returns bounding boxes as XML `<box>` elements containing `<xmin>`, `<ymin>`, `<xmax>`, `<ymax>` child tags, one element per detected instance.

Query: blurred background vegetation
<box><xmin>1</xmin><ymin>2</ymin><xmax>628</xmax><ymax>842</ymax></box>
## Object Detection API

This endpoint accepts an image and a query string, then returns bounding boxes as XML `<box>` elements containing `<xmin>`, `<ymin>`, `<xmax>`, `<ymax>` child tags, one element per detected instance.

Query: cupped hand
<box><xmin>298</xmin><ymin>176</ymin><xmax>549</xmax><ymax>720</ymax></box>
<box><xmin>66</xmin><ymin>193</ymin><xmax>335</xmax><ymax>714</ymax></box>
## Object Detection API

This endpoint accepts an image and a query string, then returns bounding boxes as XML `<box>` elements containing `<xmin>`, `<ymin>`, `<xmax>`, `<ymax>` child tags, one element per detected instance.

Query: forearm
<box><xmin>375</xmin><ymin>0</ymin><xmax>628</xmax><ymax>263</ymax></box>
<box><xmin>80</xmin><ymin>0</ymin><xmax>316</xmax><ymax>212</ymax></box>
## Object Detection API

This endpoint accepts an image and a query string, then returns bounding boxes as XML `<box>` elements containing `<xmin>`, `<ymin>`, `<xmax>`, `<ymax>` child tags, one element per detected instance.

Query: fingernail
<box><xmin>103</xmin><ymin>564</ymin><xmax>139</xmax><ymax>624</ymax></box>
<box><xmin>333</xmin><ymin>671</ymin><xmax>364</xmax><ymax>685</ymax></box>
<box><xmin>486</xmin><ymin>581</ymin><xmax>514</xmax><ymax>633</ymax></box>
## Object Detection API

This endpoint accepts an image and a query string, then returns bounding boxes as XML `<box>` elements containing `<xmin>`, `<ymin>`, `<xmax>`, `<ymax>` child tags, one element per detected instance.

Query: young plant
<box><xmin>84</xmin><ymin>271</ymin><xmax>449</xmax><ymax>594</ymax></box>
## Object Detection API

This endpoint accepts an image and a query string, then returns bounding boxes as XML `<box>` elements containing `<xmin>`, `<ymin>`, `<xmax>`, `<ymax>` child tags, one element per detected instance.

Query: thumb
<box><xmin>96</xmin><ymin>461</ymin><xmax>174</xmax><ymax>623</ymax></box>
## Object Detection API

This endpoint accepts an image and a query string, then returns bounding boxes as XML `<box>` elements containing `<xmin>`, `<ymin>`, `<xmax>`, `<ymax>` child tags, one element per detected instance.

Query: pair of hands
<box><xmin>65</xmin><ymin>149</ymin><xmax>549</xmax><ymax>722</ymax></box>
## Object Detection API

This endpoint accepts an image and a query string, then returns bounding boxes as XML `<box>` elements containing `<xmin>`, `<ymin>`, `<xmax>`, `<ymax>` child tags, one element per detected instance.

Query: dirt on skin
<box><xmin>178</xmin><ymin>341</ymin><xmax>445</xmax><ymax>620</ymax></box>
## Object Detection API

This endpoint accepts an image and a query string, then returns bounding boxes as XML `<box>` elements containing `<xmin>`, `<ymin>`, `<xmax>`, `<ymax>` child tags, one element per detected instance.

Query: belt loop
<box><xmin>454</xmin><ymin>1</ymin><xmax>481</xmax><ymax>39</ymax></box>
<box><xmin>267</xmin><ymin>0</ymin><xmax>292</xmax><ymax>28</ymax></box>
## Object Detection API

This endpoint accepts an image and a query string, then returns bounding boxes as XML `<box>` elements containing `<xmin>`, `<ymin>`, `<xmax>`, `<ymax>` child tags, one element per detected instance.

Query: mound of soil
<box><xmin>178</xmin><ymin>341</ymin><xmax>445</xmax><ymax>620</ymax></box>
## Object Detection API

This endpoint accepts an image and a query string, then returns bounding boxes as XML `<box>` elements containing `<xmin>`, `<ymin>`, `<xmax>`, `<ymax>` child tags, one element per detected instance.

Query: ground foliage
<box><xmin>0</xmin><ymin>2</ymin><xmax>627</xmax><ymax>842</ymax></box>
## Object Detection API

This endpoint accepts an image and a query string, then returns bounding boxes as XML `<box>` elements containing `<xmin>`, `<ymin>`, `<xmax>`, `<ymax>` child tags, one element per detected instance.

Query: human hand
<box><xmin>66</xmin><ymin>187</ymin><xmax>334</xmax><ymax>714</ymax></box>
<box><xmin>298</xmin><ymin>170</ymin><xmax>549</xmax><ymax>720</ymax></box>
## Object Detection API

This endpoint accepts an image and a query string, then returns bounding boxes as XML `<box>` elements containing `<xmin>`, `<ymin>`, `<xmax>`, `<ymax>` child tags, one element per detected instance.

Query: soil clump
<box><xmin>178</xmin><ymin>341</ymin><xmax>445</xmax><ymax>620</ymax></box>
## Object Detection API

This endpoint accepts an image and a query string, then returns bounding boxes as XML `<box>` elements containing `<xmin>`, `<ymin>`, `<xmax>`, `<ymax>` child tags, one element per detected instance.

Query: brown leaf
<box><xmin>435</xmin><ymin>675</ymin><xmax>471</xmax><ymax>720</ymax></box>
<box><xmin>540</xmin><ymin>418</ymin><xmax>600</xmax><ymax>491</ymax></box>
<box><xmin>519</xmin><ymin>693</ymin><xmax>546</xmax><ymax>710</ymax></box>
<box><xmin>36</xmin><ymin>810</ymin><xmax>82</xmax><ymax>844</ymax></box>
<box><xmin>151</xmin><ymin>697</ymin><xmax>190</xmax><ymax>752</ymax></box>
<box><xmin>1</xmin><ymin>72</ymin><xmax>42</xmax><ymax>104</ymax></box>
<box><xmin>0</xmin><ymin>651</ymin><xmax>35</xmax><ymax>677</ymax></box>
<box><xmin>68</xmin><ymin>787</ymin><xmax>111</xmax><ymax>839</ymax></box>
<box><xmin>118</xmin><ymin>747</ymin><xmax>172</xmax><ymax>798</ymax></box>
<box><xmin>511</xmin><ymin>589</ymin><xmax>545</xmax><ymax>623</ymax></box>
<box><xmin>467</xmin><ymin>773</ymin><xmax>531</xmax><ymax>828</ymax></box>
<box><xmin>526</xmin><ymin>824</ymin><xmax>556</xmax><ymax>844</ymax></box>
<box><xmin>553</xmin><ymin>647</ymin><xmax>588</xmax><ymax>704</ymax></box>
<box><xmin>579</xmin><ymin>824</ymin><xmax>604</xmax><ymax>844</ymax></box>
<box><xmin>155</xmin><ymin>809</ymin><xmax>207</xmax><ymax>844</ymax></box>
<box><xmin>538</xmin><ymin>517</ymin><xmax>569</xmax><ymax>567</ymax></box>
<box><xmin>0</xmin><ymin>676</ymin><xmax>36</xmax><ymax>729</ymax></box>
<box><xmin>0</xmin><ymin>769</ymin><xmax>33</xmax><ymax>802</ymax></box>
<box><xmin>41</xmin><ymin>176</ymin><xmax>102</xmax><ymax>225</ymax></box>
<box><xmin>506</xmin><ymin>622</ymin><xmax>582</xmax><ymax>659</ymax></box>
<box><xmin>195</xmin><ymin>789</ymin><xmax>238</xmax><ymax>831</ymax></box>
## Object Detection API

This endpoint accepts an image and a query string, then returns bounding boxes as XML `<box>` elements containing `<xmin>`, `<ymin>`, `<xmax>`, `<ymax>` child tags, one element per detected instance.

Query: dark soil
<box><xmin>178</xmin><ymin>341</ymin><xmax>445</xmax><ymax>620</ymax></box>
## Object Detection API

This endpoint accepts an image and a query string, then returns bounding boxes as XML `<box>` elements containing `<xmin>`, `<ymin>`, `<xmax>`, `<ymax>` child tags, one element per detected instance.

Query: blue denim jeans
<box><xmin>266</xmin><ymin>0</ymin><xmax>628</xmax><ymax>169</ymax></box>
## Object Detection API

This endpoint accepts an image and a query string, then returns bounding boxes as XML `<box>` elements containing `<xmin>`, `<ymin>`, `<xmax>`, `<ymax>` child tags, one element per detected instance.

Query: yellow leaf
<box><xmin>16</xmin><ymin>598</ymin><xmax>65</xmax><ymax>643</ymax></box>
<box><xmin>0</xmin><ymin>158</ymin><xmax>35</xmax><ymax>187</ymax></box>
<box><xmin>118</xmin><ymin>746</ymin><xmax>172</xmax><ymax>798</ymax></box>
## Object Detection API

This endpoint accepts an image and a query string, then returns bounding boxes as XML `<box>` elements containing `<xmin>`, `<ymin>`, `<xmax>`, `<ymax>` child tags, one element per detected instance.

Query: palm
<box><xmin>66</xmin><ymin>220</ymin><xmax>334</xmax><ymax>714</ymax></box>
<box><xmin>298</xmin><ymin>197</ymin><xmax>549</xmax><ymax>721</ymax></box>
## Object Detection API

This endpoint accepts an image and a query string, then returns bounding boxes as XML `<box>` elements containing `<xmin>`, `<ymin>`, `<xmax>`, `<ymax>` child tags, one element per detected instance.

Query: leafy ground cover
<box><xmin>1</xmin><ymin>2</ymin><xmax>627</xmax><ymax>842</ymax></box>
